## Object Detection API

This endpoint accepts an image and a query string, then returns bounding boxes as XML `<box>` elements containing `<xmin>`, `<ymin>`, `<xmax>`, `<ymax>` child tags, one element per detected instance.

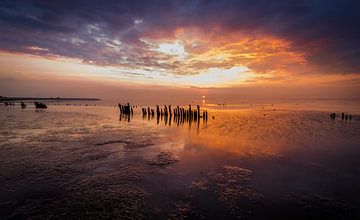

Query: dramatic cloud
<box><xmin>0</xmin><ymin>0</ymin><xmax>359</xmax><ymax>80</ymax></box>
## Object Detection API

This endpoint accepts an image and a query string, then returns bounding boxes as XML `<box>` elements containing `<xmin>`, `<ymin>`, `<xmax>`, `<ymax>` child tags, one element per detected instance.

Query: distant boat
<box><xmin>21</xmin><ymin>102</ymin><xmax>26</xmax><ymax>108</ymax></box>
<box><xmin>34</xmin><ymin>102</ymin><xmax>47</xmax><ymax>109</ymax></box>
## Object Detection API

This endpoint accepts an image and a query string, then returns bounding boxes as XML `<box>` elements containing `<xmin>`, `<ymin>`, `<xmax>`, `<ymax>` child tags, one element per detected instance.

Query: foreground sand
<box><xmin>0</xmin><ymin>104</ymin><xmax>359</xmax><ymax>219</ymax></box>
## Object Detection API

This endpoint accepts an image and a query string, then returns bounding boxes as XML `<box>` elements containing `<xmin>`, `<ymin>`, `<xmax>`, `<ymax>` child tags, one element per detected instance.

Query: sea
<box><xmin>0</xmin><ymin>98</ymin><xmax>360</xmax><ymax>219</ymax></box>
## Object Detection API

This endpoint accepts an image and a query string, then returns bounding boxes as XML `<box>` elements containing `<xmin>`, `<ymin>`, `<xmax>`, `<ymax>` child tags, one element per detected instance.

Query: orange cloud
<box><xmin>140</xmin><ymin>27</ymin><xmax>308</xmax><ymax>82</ymax></box>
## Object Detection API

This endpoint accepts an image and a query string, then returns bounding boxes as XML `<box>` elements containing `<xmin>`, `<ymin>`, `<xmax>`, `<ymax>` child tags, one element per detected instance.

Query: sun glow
<box><xmin>175</xmin><ymin>66</ymin><xmax>255</xmax><ymax>87</ymax></box>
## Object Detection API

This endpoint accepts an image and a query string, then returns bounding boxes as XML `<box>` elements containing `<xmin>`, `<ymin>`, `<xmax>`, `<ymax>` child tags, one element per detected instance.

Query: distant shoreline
<box><xmin>0</xmin><ymin>96</ymin><xmax>101</xmax><ymax>102</ymax></box>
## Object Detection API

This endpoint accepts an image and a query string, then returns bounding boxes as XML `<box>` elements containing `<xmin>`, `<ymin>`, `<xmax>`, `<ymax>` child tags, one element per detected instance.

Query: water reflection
<box><xmin>35</xmin><ymin>109</ymin><xmax>46</xmax><ymax>113</ymax></box>
<box><xmin>118</xmin><ymin>104</ymin><xmax>209</xmax><ymax>132</ymax></box>
<box><xmin>149</xmin><ymin>111</ymin><xmax>208</xmax><ymax>127</ymax></box>
<box><xmin>119</xmin><ymin>110</ymin><xmax>209</xmax><ymax>134</ymax></box>
<box><xmin>2</xmin><ymin>105</ymin><xmax>360</xmax><ymax>219</ymax></box>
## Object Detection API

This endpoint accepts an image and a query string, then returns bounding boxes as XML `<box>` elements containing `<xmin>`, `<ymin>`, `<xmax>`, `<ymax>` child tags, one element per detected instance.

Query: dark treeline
<box><xmin>2</xmin><ymin>101</ymin><xmax>46</xmax><ymax>109</ymax></box>
<box><xmin>0</xmin><ymin>96</ymin><xmax>100</xmax><ymax>101</ymax></box>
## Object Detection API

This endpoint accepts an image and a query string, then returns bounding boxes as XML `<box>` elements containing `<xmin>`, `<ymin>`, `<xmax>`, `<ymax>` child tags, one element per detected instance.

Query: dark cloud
<box><xmin>0</xmin><ymin>0</ymin><xmax>359</xmax><ymax>75</ymax></box>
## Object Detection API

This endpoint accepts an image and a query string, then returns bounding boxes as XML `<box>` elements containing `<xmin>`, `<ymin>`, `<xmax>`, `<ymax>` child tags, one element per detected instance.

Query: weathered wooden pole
<box><xmin>164</xmin><ymin>105</ymin><xmax>168</xmax><ymax>117</ymax></box>
<box><xmin>156</xmin><ymin>105</ymin><xmax>160</xmax><ymax>117</ymax></box>
<box><xmin>119</xmin><ymin>103</ymin><xmax>123</xmax><ymax>114</ymax></box>
<box><xmin>126</xmin><ymin>103</ymin><xmax>130</xmax><ymax>114</ymax></box>
<box><xmin>197</xmin><ymin>105</ymin><xmax>200</xmax><ymax>119</ymax></box>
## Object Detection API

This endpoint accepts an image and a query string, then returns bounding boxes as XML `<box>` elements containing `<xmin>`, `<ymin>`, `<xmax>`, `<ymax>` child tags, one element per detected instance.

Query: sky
<box><xmin>0</xmin><ymin>0</ymin><xmax>360</xmax><ymax>100</ymax></box>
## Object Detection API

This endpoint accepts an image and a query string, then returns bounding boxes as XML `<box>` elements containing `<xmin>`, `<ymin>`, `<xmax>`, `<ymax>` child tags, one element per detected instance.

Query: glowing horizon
<box><xmin>0</xmin><ymin>1</ymin><xmax>360</xmax><ymax>98</ymax></box>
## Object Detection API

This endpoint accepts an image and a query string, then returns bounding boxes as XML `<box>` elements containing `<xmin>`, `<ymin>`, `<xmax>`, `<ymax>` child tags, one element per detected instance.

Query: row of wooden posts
<box><xmin>119</xmin><ymin>103</ymin><xmax>133</xmax><ymax>115</ymax></box>
<box><xmin>118</xmin><ymin>103</ymin><xmax>208</xmax><ymax>122</ymax></box>
<box><xmin>330</xmin><ymin>112</ymin><xmax>353</xmax><ymax>121</ymax></box>
<box><xmin>141</xmin><ymin>104</ymin><xmax>208</xmax><ymax>122</ymax></box>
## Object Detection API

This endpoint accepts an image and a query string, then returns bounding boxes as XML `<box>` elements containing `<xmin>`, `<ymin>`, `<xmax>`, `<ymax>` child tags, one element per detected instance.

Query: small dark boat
<box><xmin>34</xmin><ymin>102</ymin><xmax>47</xmax><ymax>109</ymax></box>
<box><xmin>21</xmin><ymin>102</ymin><xmax>27</xmax><ymax>108</ymax></box>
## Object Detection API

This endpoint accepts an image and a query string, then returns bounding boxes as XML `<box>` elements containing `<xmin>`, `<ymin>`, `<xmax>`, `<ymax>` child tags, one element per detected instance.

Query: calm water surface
<box><xmin>0</xmin><ymin>101</ymin><xmax>360</xmax><ymax>219</ymax></box>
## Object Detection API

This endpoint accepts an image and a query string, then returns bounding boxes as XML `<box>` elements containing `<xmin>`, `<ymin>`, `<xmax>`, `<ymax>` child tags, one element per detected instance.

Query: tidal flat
<box><xmin>0</xmin><ymin>102</ymin><xmax>360</xmax><ymax>219</ymax></box>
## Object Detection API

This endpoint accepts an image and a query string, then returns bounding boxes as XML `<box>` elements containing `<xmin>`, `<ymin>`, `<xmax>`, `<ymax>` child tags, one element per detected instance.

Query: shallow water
<box><xmin>0</xmin><ymin>102</ymin><xmax>360</xmax><ymax>219</ymax></box>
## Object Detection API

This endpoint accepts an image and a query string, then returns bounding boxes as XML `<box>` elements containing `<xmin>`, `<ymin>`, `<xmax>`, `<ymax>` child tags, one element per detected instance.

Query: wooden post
<box><xmin>164</xmin><ymin>105</ymin><xmax>168</xmax><ymax>117</ymax></box>
<box><xmin>197</xmin><ymin>105</ymin><xmax>200</xmax><ymax>119</ymax></box>
<box><xmin>156</xmin><ymin>105</ymin><xmax>160</xmax><ymax>117</ymax></box>
<box><xmin>119</xmin><ymin>103</ymin><xmax>123</xmax><ymax>114</ymax></box>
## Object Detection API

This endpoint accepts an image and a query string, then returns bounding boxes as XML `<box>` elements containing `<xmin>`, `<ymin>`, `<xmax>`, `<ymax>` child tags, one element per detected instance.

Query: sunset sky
<box><xmin>0</xmin><ymin>0</ymin><xmax>360</xmax><ymax>99</ymax></box>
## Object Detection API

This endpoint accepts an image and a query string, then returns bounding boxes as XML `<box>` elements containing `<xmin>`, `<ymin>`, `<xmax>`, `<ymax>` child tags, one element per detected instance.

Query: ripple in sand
<box><xmin>190</xmin><ymin>165</ymin><xmax>263</xmax><ymax>218</ymax></box>
<box><xmin>190</xmin><ymin>178</ymin><xmax>208</xmax><ymax>190</ymax></box>
<box><xmin>147</xmin><ymin>152</ymin><xmax>179</xmax><ymax>167</ymax></box>
<box><xmin>95</xmin><ymin>139</ymin><xmax>154</xmax><ymax>149</ymax></box>
<box><xmin>284</xmin><ymin>193</ymin><xmax>353</xmax><ymax>216</ymax></box>
<box><xmin>167</xmin><ymin>201</ymin><xmax>205</xmax><ymax>220</ymax></box>
<box><xmin>45</xmin><ymin>186</ymin><xmax>150</xmax><ymax>219</ymax></box>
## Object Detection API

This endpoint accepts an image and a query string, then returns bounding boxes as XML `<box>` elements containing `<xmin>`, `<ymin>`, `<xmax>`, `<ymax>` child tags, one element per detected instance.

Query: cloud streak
<box><xmin>0</xmin><ymin>0</ymin><xmax>359</xmax><ymax>81</ymax></box>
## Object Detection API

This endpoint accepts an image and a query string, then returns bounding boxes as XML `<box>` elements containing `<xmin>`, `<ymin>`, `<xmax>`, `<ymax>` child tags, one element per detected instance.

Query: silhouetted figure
<box><xmin>330</xmin><ymin>113</ymin><xmax>336</xmax><ymax>120</ymax></box>
<box><xmin>21</xmin><ymin>102</ymin><xmax>26</xmax><ymax>108</ymax></box>
<box><xmin>342</xmin><ymin>112</ymin><xmax>345</xmax><ymax>120</ymax></box>
<box><xmin>34</xmin><ymin>102</ymin><xmax>47</xmax><ymax>109</ymax></box>
<box><xmin>345</xmin><ymin>115</ymin><xmax>348</xmax><ymax>121</ymax></box>
<box><xmin>349</xmin><ymin>115</ymin><xmax>352</xmax><ymax>121</ymax></box>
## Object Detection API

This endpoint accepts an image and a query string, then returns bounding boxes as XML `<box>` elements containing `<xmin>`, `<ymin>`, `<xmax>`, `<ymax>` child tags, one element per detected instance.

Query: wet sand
<box><xmin>0</xmin><ymin>103</ymin><xmax>360</xmax><ymax>219</ymax></box>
